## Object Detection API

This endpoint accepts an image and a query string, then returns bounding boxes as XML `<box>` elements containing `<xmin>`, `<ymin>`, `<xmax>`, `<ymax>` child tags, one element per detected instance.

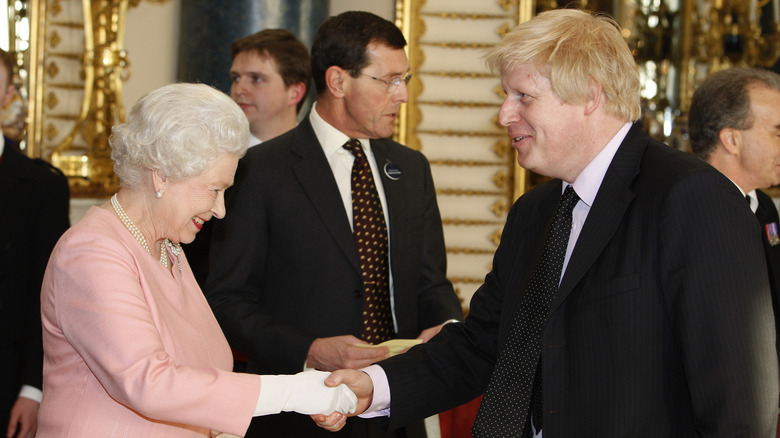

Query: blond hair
<box><xmin>484</xmin><ymin>8</ymin><xmax>641</xmax><ymax>121</ymax></box>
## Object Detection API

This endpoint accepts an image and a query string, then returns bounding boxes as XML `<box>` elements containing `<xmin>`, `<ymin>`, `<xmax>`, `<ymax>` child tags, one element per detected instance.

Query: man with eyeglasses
<box><xmin>203</xmin><ymin>10</ymin><xmax>463</xmax><ymax>438</ymax></box>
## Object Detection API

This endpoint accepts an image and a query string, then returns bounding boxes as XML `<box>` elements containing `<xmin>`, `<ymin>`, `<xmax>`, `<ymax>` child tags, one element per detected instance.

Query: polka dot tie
<box><xmin>472</xmin><ymin>185</ymin><xmax>580</xmax><ymax>437</ymax></box>
<box><xmin>343</xmin><ymin>138</ymin><xmax>394</xmax><ymax>344</ymax></box>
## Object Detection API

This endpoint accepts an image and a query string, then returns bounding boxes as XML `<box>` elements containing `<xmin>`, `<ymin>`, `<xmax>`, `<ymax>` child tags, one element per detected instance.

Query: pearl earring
<box><xmin>156</xmin><ymin>189</ymin><xmax>164</xmax><ymax>199</ymax></box>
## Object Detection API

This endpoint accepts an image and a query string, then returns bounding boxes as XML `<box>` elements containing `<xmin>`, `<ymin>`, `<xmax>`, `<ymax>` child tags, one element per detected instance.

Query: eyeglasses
<box><xmin>362</xmin><ymin>73</ymin><xmax>413</xmax><ymax>92</ymax></box>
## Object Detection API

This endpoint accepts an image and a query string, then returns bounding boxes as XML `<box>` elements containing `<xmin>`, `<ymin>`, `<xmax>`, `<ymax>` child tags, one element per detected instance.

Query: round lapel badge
<box><xmin>384</xmin><ymin>162</ymin><xmax>402</xmax><ymax>180</ymax></box>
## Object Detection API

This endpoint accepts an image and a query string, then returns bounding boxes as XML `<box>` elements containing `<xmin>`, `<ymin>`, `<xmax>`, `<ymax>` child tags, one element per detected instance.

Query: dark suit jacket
<box><xmin>0</xmin><ymin>140</ymin><xmax>69</xmax><ymax>424</ymax></box>
<box><xmin>378</xmin><ymin>125</ymin><xmax>779</xmax><ymax>437</ymax></box>
<box><xmin>755</xmin><ymin>189</ymin><xmax>780</xmax><ymax>380</ymax></box>
<box><xmin>204</xmin><ymin>117</ymin><xmax>463</xmax><ymax>437</ymax></box>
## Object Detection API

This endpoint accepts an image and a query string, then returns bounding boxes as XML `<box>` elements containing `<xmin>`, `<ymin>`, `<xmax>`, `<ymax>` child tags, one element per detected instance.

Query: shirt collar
<box><xmin>742</xmin><ymin>187</ymin><xmax>758</xmax><ymax>213</ymax></box>
<box><xmin>719</xmin><ymin>175</ymin><xmax>757</xmax><ymax>212</ymax></box>
<box><xmin>567</xmin><ymin>122</ymin><xmax>632</xmax><ymax>205</ymax></box>
<box><xmin>309</xmin><ymin>102</ymin><xmax>371</xmax><ymax>156</ymax></box>
<box><xmin>248</xmin><ymin>133</ymin><xmax>262</xmax><ymax>148</ymax></box>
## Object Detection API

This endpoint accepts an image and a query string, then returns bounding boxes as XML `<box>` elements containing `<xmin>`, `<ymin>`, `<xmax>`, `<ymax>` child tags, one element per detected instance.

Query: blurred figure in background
<box><xmin>0</xmin><ymin>47</ymin><xmax>70</xmax><ymax>438</ymax></box>
<box><xmin>229</xmin><ymin>28</ymin><xmax>310</xmax><ymax>146</ymax></box>
<box><xmin>689</xmin><ymin>65</ymin><xmax>780</xmax><ymax>397</ymax></box>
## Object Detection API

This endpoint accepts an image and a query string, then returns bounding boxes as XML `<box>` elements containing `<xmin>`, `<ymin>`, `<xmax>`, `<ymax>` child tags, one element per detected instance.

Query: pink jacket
<box><xmin>38</xmin><ymin>207</ymin><xmax>261</xmax><ymax>437</ymax></box>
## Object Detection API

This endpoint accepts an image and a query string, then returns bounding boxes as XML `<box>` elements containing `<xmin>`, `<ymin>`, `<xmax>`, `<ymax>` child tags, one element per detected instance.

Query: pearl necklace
<box><xmin>110</xmin><ymin>193</ymin><xmax>181</xmax><ymax>271</ymax></box>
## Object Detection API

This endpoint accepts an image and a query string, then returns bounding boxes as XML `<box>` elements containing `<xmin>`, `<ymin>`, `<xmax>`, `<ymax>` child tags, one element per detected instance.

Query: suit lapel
<box><xmin>551</xmin><ymin>125</ymin><xmax>646</xmax><ymax>313</ymax></box>
<box><xmin>371</xmin><ymin>139</ymin><xmax>406</xmax><ymax>248</ymax></box>
<box><xmin>290</xmin><ymin>120</ymin><xmax>361</xmax><ymax>275</ymax></box>
<box><xmin>503</xmin><ymin>183</ymin><xmax>561</xmax><ymax>316</ymax></box>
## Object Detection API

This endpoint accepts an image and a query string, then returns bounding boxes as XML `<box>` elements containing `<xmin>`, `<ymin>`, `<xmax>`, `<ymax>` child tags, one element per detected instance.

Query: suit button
<box><xmin>352</xmin><ymin>289</ymin><xmax>361</xmax><ymax>297</ymax></box>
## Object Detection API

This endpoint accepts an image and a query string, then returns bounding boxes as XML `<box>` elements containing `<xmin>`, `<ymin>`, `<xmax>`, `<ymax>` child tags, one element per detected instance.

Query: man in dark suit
<box><xmin>185</xmin><ymin>28</ymin><xmax>310</xmax><ymax>286</ymax></box>
<box><xmin>185</xmin><ymin>29</ymin><xmax>311</xmax><ymax>373</ymax></box>
<box><xmin>0</xmin><ymin>48</ymin><xmax>70</xmax><ymax>438</ymax></box>
<box><xmin>688</xmin><ymin>67</ymin><xmax>780</xmax><ymax>395</ymax></box>
<box><xmin>204</xmin><ymin>11</ymin><xmax>463</xmax><ymax>438</ymax></box>
<box><xmin>319</xmin><ymin>9</ymin><xmax>779</xmax><ymax>437</ymax></box>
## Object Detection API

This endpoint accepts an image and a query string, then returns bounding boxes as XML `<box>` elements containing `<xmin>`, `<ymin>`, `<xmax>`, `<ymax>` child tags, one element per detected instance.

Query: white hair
<box><xmin>110</xmin><ymin>83</ymin><xmax>249</xmax><ymax>187</ymax></box>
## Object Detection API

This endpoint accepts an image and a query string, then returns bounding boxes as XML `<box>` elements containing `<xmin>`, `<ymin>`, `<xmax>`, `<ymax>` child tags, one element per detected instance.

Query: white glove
<box><xmin>254</xmin><ymin>370</ymin><xmax>358</xmax><ymax>416</ymax></box>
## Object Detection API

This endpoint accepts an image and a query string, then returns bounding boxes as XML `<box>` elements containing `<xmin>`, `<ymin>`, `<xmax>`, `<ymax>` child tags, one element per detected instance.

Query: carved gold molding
<box><xmin>24</xmin><ymin>0</ymin><xmax>170</xmax><ymax>197</ymax></box>
<box><xmin>449</xmin><ymin>277</ymin><xmax>489</xmax><ymax>284</ymax></box>
<box><xmin>442</xmin><ymin>218</ymin><xmax>504</xmax><ymax>225</ymax></box>
<box><xmin>395</xmin><ymin>0</ymin><xmax>530</xmax><ymax>308</ymax></box>
<box><xmin>447</xmin><ymin>247</ymin><xmax>497</xmax><ymax>255</ymax></box>
<box><xmin>437</xmin><ymin>189</ymin><xmax>508</xmax><ymax>196</ymax></box>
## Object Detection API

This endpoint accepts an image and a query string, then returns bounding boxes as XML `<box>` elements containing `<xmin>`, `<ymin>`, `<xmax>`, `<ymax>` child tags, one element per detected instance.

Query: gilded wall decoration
<box><xmin>394</xmin><ymin>0</ymin><xmax>530</xmax><ymax>308</ymax></box>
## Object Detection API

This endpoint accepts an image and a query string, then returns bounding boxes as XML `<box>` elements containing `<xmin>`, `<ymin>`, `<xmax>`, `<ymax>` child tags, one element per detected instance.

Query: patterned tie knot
<box><xmin>558</xmin><ymin>185</ymin><xmax>580</xmax><ymax>218</ymax></box>
<box><xmin>343</xmin><ymin>138</ymin><xmax>364</xmax><ymax>159</ymax></box>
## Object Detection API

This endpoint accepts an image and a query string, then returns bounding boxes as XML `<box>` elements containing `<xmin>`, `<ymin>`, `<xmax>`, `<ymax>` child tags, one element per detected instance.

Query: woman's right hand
<box><xmin>255</xmin><ymin>370</ymin><xmax>357</xmax><ymax>416</ymax></box>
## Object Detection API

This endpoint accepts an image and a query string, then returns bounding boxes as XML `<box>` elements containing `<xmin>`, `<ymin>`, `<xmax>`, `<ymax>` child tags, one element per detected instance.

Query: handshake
<box><xmin>249</xmin><ymin>337</ymin><xmax>428</xmax><ymax>432</ymax></box>
<box><xmin>249</xmin><ymin>369</ymin><xmax>377</xmax><ymax>433</ymax></box>
<box><xmin>256</xmin><ymin>370</ymin><xmax>361</xmax><ymax>417</ymax></box>
<box><xmin>313</xmin><ymin>369</ymin><xmax>377</xmax><ymax>432</ymax></box>
<box><xmin>210</xmin><ymin>369</ymin><xmax>373</xmax><ymax>438</ymax></box>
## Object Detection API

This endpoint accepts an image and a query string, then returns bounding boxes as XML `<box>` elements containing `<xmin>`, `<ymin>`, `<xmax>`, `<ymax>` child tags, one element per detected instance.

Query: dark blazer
<box><xmin>0</xmin><ymin>140</ymin><xmax>69</xmax><ymax>425</ymax></box>
<box><xmin>378</xmin><ymin>125</ymin><xmax>779</xmax><ymax>437</ymax></box>
<box><xmin>204</xmin><ymin>116</ymin><xmax>463</xmax><ymax>437</ymax></box>
<box><xmin>755</xmin><ymin>189</ymin><xmax>780</xmax><ymax>378</ymax></box>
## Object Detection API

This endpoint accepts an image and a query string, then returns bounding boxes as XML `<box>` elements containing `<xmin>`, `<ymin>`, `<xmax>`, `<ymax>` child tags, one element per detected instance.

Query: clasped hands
<box><xmin>302</xmin><ymin>335</ymin><xmax>386</xmax><ymax>432</ymax></box>
<box><xmin>312</xmin><ymin>369</ymin><xmax>375</xmax><ymax>432</ymax></box>
<box><xmin>305</xmin><ymin>324</ymin><xmax>448</xmax><ymax>432</ymax></box>
<box><xmin>210</xmin><ymin>371</ymin><xmax>362</xmax><ymax>437</ymax></box>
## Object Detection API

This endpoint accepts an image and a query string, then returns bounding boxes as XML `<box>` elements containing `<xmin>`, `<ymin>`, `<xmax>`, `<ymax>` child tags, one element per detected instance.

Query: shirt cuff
<box><xmin>358</xmin><ymin>365</ymin><xmax>391</xmax><ymax>418</ymax></box>
<box><xmin>18</xmin><ymin>385</ymin><xmax>42</xmax><ymax>403</ymax></box>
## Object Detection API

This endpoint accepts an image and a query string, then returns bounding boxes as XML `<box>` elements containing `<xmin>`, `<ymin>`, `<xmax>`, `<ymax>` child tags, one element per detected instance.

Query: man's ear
<box><xmin>287</xmin><ymin>82</ymin><xmax>307</xmax><ymax>107</ymax></box>
<box><xmin>718</xmin><ymin>127</ymin><xmax>742</xmax><ymax>156</ymax></box>
<box><xmin>325</xmin><ymin>66</ymin><xmax>348</xmax><ymax>99</ymax></box>
<box><xmin>584</xmin><ymin>78</ymin><xmax>602</xmax><ymax>116</ymax></box>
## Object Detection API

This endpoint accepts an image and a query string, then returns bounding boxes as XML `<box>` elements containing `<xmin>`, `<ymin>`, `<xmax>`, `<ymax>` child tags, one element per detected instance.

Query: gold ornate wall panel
<box><xmin>28</xmin><ymin>0</ymin><xmax>87</xmax><ymax>162</ymax></box>
<box><xmin>28</xmin><ymin>0</ymin><xmax>134</xmax><ymax>197</ymax></box>
<box><xmin>396</xmin><ymin>0</ymin><xmax>529</xmax><ymax>309</ymax></box>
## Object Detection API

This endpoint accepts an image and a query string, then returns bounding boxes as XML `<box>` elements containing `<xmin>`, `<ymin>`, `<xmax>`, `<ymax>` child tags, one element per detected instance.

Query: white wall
<box><xmin>123</xmin><ymin>0</ymin><xmax>182</xmax><ymax>111</ymax></box>
<box><xmin>329</xmin><ymin>0</ymin><xmax>394</xmax><ymax>20</ymax></box>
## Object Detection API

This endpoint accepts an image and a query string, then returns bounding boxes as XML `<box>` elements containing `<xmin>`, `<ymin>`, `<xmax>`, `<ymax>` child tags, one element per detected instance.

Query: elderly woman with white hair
<box><xmin>36</xmin><ymin>83</ymin><xmax>356</xmax><ymax>438</ymax></box>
